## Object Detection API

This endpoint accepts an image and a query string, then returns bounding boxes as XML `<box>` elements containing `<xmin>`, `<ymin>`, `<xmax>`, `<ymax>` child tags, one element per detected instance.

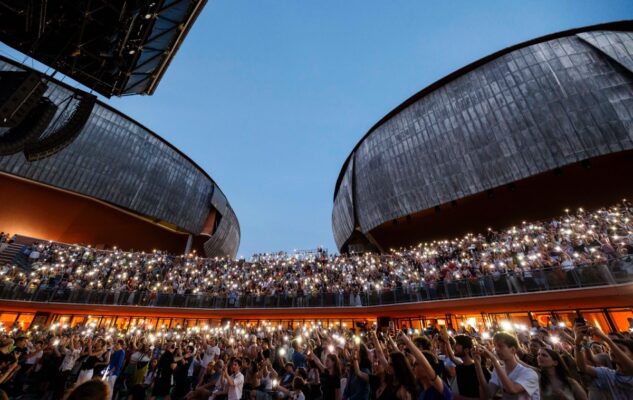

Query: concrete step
<box><xmin>0</xmin><ymin>242</ymin><xmax>23</xmax><ymax>266</ymax></box>
<box><xmin>0</xmin><ymin>235</ymin><xmax>43</xmax><ymax>267</ymax></box>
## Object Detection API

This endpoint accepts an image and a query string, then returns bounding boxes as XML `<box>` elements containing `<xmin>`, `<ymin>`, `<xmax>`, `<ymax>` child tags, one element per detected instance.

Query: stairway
<box><xmin>0</xmin><ymin>234</ymin><xmax>44</xmax><ymax>267</ymax></box>
<box><xmin>0</xmin><ymin>242</ymin><xmax>22</xmax><ymax>266</ymax></box>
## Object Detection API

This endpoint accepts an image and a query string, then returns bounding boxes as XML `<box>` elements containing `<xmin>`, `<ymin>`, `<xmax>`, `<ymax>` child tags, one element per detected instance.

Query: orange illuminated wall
<box><xmin>370</xmin><ymin>150</ymin><xmax>633</xmax><ymax>250</ymax></box>
<box><xmin>0</xmin><ymin>173</ymin><xmax>200</xmax><ymax>254</ymax></box>
<box><xmin>200</xmin><ymin>208</ymin><xmax>217</xmax><ymax>236</ymax></box>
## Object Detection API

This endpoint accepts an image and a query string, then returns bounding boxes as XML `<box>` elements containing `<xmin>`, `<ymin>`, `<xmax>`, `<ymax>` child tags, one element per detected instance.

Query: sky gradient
<box><xmin>2</xmin><ymin>0</ymin><xmax>632</xmax><ymax>257</ymax></box>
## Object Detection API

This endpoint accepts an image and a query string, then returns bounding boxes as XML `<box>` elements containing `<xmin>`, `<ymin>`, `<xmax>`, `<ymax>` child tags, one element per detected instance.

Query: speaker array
<box><xmin>24</xmin><ymin>94</ymin><xmax>96</xmax><ymax>161</ymax></box>
<box><xmin>0</xmin><ymin>71</ymin><xmax>96</xmax><ymax>161</ymax></box>
<box><xmin>0</xmin><ymin>98</ymin><xmax>57</xmax><ymax>156</ymax></box>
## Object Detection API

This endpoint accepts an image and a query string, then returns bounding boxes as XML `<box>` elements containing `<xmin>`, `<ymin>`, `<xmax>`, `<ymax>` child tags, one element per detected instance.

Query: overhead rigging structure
<box><xmin>0</xmin><ymin>0</ymin><xmax>207</xmax><ymax>97</ymax></box>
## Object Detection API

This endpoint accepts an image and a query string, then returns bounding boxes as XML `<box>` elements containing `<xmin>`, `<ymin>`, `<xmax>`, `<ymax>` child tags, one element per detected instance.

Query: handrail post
<box><xmin>603</xmin><ymin>262</ymin><xmax>617</xmax><ymax>285</ymax></box>
<box><xmin>29</xmin><ymin>285</ymin><xmax>39</xmax><ymax>302</ymax></box>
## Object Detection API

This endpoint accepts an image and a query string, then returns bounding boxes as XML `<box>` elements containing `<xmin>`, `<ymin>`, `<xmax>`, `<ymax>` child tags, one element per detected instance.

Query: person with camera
<box><xmin>150</xmin><ymin>341</ymin><xmax>180</xmax><ymax>400</ymax></box>
<box><xmin>573</xmin><ymin>322</ymin><xmax>633</xmax><ymax>399</ymax></box>
<box><xmin>222</xmin><ymin>358</ymin><xmax>244</xmax><ymax>400</ymax></box>
<box><xmin>399</xmin><ymin>330</ymin><xmax>452</xmax><ymax>400</ymax></box>
<box><xmin>472</xmin><ymin>332</ymin><xmax>540</xmax><ymax>399</ymax></box>
<box><xmin>441</xmin><ymin>332</ymin><xmax>489</xmax><ymax>400</ymax></box>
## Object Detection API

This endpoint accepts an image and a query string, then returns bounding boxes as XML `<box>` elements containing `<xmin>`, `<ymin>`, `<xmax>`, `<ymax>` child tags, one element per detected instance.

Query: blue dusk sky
<box><xmin>2</xmin><ymin>0</ymin><xmax>632</xmax><ymax>257</ymax></box>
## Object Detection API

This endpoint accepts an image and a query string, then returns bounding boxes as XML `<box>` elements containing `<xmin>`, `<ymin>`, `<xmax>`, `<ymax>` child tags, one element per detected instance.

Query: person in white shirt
<box><xmin>202</xmin><ymin>339</ymin><xmax>220</xmax><ymax>368</ymax></box>
<box><xmin>25</xmin><ymin>340</ymin><xmax>44</xmax><ymax>372</ymax></box>
<box><xmin>28</xmin><ymin>249</ymin><xmax>40</xmax><ymax>260</ymax></box>
<box><xmin>223</xmin><ymin>358</ymin><xmax>244</xmax><ymax>400</ymax></box>
<box><xmin>53</xmin><ymin>336</ymin><xmax>82</xmax><ymax>399</ymax></box>
<box><xmin>473</xmin><ymin>332</ymin><xmax>540</xmax><ymax>400</ymax></box>
<box><xmin>59</xmin><ymin>339</ymin><xmax>81</xmax><ymax>369</ymax></box>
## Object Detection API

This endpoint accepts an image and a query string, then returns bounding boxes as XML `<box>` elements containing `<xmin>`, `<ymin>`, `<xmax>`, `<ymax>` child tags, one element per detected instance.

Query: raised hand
<box><xmin>587</xmin><ymin>326</ymin><xmax>605</xmax><ymax>340</ymax></box>
<box><xmin>439</xmin><ymin>328</ymin><xmax>450</xmax><ymax>343</ymax></box>
<box><xmin>471</xmin><ymin>346</ymin><xmax>483</xmax><ymax>363</ymax></box>
<box><xmin>572</xmin><ymin>323</ymin><xmax>588</xmax><ymax>345</ymax></box>
<box><xmin>474</xmin><ymin>344</ymin><xmax>495</xmax><ymax>360</ymax></box>
<box><xmin>352</xmin><ymin>347</ymin><xmax>359</xmax><ymax>362</ymax></box>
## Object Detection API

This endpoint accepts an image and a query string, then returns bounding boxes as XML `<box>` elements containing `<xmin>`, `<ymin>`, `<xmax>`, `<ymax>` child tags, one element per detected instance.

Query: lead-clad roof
<box><xmin>333</xmin><ymin>22</ymin><xmax>633</xmax><ymax>250</ymax></box>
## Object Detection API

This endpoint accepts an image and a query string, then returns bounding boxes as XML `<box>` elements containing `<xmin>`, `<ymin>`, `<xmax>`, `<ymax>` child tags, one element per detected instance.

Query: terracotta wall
<box><xmin>0</xmin><ymin>174</ymin><xmax>195</xmax><ymax>254</ymax></box>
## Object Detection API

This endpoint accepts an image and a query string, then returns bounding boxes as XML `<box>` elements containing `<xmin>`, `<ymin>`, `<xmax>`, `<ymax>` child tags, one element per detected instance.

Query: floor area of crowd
<box><xmin>0</xmin><ymin>200</ymin><xmax>630</xmax><ymax>399</ymax></box>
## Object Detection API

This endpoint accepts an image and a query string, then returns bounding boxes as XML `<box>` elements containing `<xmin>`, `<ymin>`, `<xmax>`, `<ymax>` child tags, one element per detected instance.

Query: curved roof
<box><xmin>0</xmin><ymin>54</ymin><xmax>240</xmax><ymax>256</ymax></box>
<box><xmin>0</xmin><ymin>54</ymin><xmax>230</xmax><ymax>201</ymax></box>
<box><xmin>332</xmin><ymin>20</ymin><xmax>633</xmax><ymax>251</ymax></box>
<box><xmin>334</xmin><ymin>20</ymin><xmax>633</xmax><ymax>199</ymax></box>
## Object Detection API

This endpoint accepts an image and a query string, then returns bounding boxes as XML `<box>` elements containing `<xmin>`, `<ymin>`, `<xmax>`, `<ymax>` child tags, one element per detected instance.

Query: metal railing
<box><xmin>0</xmin><ymin>258</ymin><xmax>631</xmax><ymax>309</ymax></box>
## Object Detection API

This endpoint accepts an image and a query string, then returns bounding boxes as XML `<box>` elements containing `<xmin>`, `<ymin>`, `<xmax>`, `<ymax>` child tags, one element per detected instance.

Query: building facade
<box><xmin>333</xmin><ymin>21</ymin><xmax>633</xmax><ymax>252</ymax></box>
<box><xmin>0</xmin><ymin>56</ymin><xmax>240</xmax><ymax>258</ymax></box>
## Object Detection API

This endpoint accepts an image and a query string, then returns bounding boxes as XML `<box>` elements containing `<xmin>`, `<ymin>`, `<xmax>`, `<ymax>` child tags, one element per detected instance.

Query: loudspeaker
<box><xmin>0</xmin><ymin>98</ymin><xmax>57</xmax><ymax>156</ymax></box>
<box><xmin>24</xmin><ymin>93</ymin><xmax>96</xmax><ymax>161</ymax></box>
<box><xmin>0</xmin><ymin>71</ymin><xmax>47</xmax><ymax>127</ymax></box>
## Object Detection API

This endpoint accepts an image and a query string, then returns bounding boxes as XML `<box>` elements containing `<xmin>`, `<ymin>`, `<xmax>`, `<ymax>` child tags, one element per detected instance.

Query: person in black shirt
<box><xmin>443</xmin><ymin>334</ymin><xmax>489</xmax><ymax>400</ymax></box>
<box><xmin>7</xmin><ymin>336</ymin><xmax>29</xmax><ymax>395</ymax></box>
<box><xmin>37</xmin><ymin>342</ymin><xmax>62</xmax><ymax>394</ymax></box>
<box><xmin>76</xmin><ymin>337</ymin><xmax>107</xmax><ymax>385</ymax></box>
<box><xmin>152</xmin><ymin>342</ymin><xmax>179</xmax><ymax>400</ymax></box>
<box><xmin>11</xmin><ymin>337</ymin><xmax>28</xmax><ymax>363</ymax></box>
<box><xmin>173</xmin><ymin>345</ymin><xmax>195</xmax><ymax>400</ymax></box>
<box><xmin>367</xmin><ymin>360</ymin><xmax>396</xmax><ymax>400</ymax></box>
<box><xmin>260</xmin><ymin>339</ymin><xmax>271</xmax><ymax>360</ymax></box>
<box><xmin>308</xmin><ymin>350</ymin><xmax>341</xmax><ymax>400</ymax></box>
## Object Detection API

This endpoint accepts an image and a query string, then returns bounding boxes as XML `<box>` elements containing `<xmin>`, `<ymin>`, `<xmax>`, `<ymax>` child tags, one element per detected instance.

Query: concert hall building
<box><xmin>332</xmin><ymin>21</ymin><xmax>633</xmax><ymax>253</ymax></box>
<box><xmin>0</xmin><ymin>21</ymin><xmax>630</xmax><ymax>334</ymax></box>
<box><xmin>0</xmin><ymin>55</ymin><xmax>240</xmax><ymax>258</ymax></box>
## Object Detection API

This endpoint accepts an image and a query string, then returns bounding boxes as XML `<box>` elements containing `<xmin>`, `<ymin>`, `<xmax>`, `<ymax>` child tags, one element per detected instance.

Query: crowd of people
<box><xmin>0</xmin><ymin>202</ymin><xmax>631</xmax><ymax>306</ymax></box>
<box><xmin>0</xmin><ymin>202</ymin><xmax>631</xmax><ymax>399</ymax></box>
<box><xmin>0</xmin><ymin>317</ymin><xmax>630</xmax><ymax>399</ymax></box>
